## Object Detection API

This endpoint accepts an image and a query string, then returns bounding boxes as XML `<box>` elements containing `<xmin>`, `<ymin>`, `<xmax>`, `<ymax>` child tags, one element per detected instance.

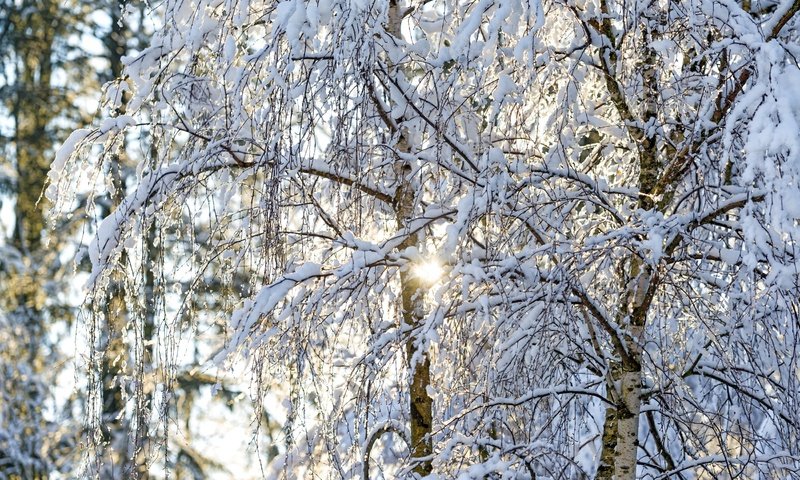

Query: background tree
<box><xmin>0</xmin><ymin>1</ymin><xmax>274</xmax><ymax>477</ymax></box>
<box><xmin>52</xmin><ymin>0</ymin><xmax>800</xmax><ymax>478</ymax></box>
<box><xmin>0</xmin><ymin>0</ymin><xmax>96</xmax><ymax>476</ymax></box>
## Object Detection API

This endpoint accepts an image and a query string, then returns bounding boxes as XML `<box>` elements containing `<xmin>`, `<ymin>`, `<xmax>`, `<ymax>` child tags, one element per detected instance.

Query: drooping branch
<box><xmin>362</xmin><ymin>421</ymin><xmax>410</xmax><ymax>480</ymax></box>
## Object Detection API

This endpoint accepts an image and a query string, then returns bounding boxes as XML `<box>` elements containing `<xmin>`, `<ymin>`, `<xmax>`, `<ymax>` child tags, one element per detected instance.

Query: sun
<box><xmin>413</xmin><ymin>259</ymin><xmax>444</xmax><ymax>285</ymax></box>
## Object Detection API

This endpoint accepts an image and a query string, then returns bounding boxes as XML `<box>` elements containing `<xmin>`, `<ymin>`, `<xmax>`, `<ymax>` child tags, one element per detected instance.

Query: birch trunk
<box><xmin>596</xmin><ymin>267</ymin><xmax>652</xmax><ymax>480</ymax></box>
<box><xmin>386</xmin><ymin>1</ymin><xmax>434</xmax><ymax>475</ymax></box>
<box><xmin>393</xmin><ymin>124</ymin><xmax>433</xmax><ymax>476</ymax></box>
<box><xmin>597</xmin><ymin>19</ymin><xmax>660</xmax><ymax>477</ymax></box>
<box><xmin>399</xmin><ymin>264</ymin><xmax>434</xmax><ymax>476</ymax></box>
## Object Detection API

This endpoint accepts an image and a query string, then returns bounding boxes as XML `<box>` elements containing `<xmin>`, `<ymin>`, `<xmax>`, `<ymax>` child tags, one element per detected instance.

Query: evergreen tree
<box><xmin>0</xmin><ymin>0</ymin><xmax>94</xmax><ymax>476</ymax></box>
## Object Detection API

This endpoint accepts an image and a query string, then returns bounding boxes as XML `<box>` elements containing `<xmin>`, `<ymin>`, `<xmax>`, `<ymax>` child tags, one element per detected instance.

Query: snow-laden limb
<box><xmin>46</xmin><ymin>116</ymin><xmax>137</xmax><ymax>209</ymax></box>
<box><xmin>48</xmin><ymin>129</ymin><xmax>92</xmax><ymax>188</ymax></box>
<box><xmin>361</xmin><ymin>420</ymin><xmax>410</xmax><ymax>480</ymax></box>
<box><xmin>655</xmin><ymin>452</ymin><xmax>800</xmax><ymax>479</ymax></box>
<box><xmin>86</xmin><ymin>157</ymin><xmax>237</xmax><ymax>289</ymax></box>
<box><xmin>227</xmin><ymin>262</ymin><xmax>323</xmax><ymax>354</ymax></box>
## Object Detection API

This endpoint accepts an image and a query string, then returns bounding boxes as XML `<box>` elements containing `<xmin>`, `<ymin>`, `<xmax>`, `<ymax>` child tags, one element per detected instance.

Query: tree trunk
<box><xmin>596</xmin><ymin>13</ymin><xmax>661</xmax><ymax>477</ymax></box>
<box><xmin>394</xmin><ymin>123</ymin><xmax>433</xmax><ymax>476</ymax></box>
<box><xmin>400</xmin><ymin>266</ymin><xmax>434</xmax><ymax>476</ymax></box>
<box><xmin>386</xmin><ymin>1</ymin><xmax>434</xmax><ymax>475</ymax></box>
<box><xmin>596</xmin><ymin>272</ymin><xmax>650</xmax><ymax>480</ymax></box>
<box><xmin>4</xmin><ymin>3</ymin><xmax>59</xmax><ymax>477</ymax></box>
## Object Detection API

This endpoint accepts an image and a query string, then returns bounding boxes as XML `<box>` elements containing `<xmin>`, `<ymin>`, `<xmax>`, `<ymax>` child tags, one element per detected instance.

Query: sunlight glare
<box><xmin>414</xmin><ymin>260</ymin><xmax>444</xmax><ymax>285</ymax></box>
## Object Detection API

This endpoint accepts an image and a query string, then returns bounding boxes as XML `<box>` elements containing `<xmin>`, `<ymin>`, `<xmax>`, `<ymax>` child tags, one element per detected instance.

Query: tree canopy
<box><xmin>35</xmin><ymin>0</ymin><xmax>800</xmax><ymax>477</ymax></box>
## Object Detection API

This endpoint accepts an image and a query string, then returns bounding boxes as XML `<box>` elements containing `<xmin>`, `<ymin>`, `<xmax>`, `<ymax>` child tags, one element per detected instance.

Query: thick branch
<box><xmin>299</xmin><ymin>166</ymin><xmax>395</xmax><ymax>205</ymax></box>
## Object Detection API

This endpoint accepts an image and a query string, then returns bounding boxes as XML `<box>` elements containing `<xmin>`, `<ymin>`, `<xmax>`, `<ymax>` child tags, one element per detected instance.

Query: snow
<box><xmin>223</xmin><ymin>35</ymin><xmax>236</xmax><ymax>61</ymax></box>
<box><xmin>228</xmin><ymin>262</ymin><xmax>322</xmax><ymax>351</ymax></box>
<box><xmin>48</xmin><ymin>129</ymin><xmax>91</xmax><ymax>186</ymax></box>
<box><xmin>641</xmin><ymin>231</ymin><xmax>663</xmax><ymax>264</ymax></box>
<box><xmin>720</xmin><ymin>248</ymin><xmax>741</xmax><ymax>266</ymax></box>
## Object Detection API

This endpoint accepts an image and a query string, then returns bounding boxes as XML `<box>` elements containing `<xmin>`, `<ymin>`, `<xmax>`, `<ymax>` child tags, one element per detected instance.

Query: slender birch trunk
<box><xmin>387</xmin><ymin>1</ymin><xmax>434</xmax><ymax>474</ymax></box>
<box><xmin>393</xmin><ymin>98</ymin><xmax>434</xmax><ymax>478</ymax></box>
<box><xmin>597</xmin><ymin>18</ymin><xmax>661</xmax><ymax>479</ymax></box>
